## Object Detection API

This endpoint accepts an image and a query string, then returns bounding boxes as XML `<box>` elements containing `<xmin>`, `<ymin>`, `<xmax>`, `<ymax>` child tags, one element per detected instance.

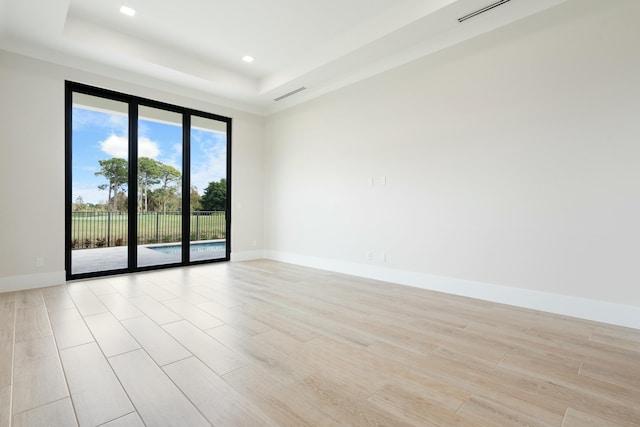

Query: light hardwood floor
<box><xmin>1</xmin><ymin>260</ymin><xmax>639</xmax><ymax>426</ymax></box>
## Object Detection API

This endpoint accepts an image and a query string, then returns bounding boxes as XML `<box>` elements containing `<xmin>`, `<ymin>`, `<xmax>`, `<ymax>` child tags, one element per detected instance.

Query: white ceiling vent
<box><xmin>274</xmin><ymin>87</ymin><xmax>307</xmax><ymax>102</ymax></box>
<box><xmin>458</xmin><ymin>0</ymin><xmax>512</xmax><ymax>23</ymax></box>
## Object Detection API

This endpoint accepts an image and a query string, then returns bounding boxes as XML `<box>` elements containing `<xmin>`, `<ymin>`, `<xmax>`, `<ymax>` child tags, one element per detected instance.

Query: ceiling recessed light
<box><xmin>120</xmin><ymin>5</ymin><xmax>136</xmax><ymax>16</ymax></box>
<box><xmin>242</xmin><ymin>55</ymin><xmax>254</xmax><ymax>63</ymax></box>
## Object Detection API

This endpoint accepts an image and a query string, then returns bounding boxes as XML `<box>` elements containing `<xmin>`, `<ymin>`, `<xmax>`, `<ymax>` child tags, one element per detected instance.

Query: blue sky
<box><xmin>72</xmin><ymin>107</ymin><xmax>226</xmax><ymax>205</ymax></box>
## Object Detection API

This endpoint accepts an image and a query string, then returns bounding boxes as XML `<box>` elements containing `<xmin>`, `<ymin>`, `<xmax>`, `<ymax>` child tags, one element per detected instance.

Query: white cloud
<box><xmin>100</xmin><ymin>134</ymin><xmax>160</xmax><ymax>159</ymax></box>
<box><xmin>72</xmin><ymin>109</ymin><xmax>128</xmax><ymax>133</ymax></box>
<box><xmin>107</xmin><ymin>114</ymin><xmax>128</xmax><ymax>131</ymax></box>
<box><xmin>191</xmin><ymin>142</ymin><xmax>227</xmax><ymax>194</ymax></box>
<box><xmin>139</xmin><ymin>137</ymin><xmax>161</xmax><ymax>158</ymax></box>
<box><xmin>100</xmin><ymin>135</ymin><xmax>128</xmax><ymax>158</ymax></box>
<box><xmin>159</xmin><ymin>143</ymin><xmax>183</xmax><ymax>171</ymax></box>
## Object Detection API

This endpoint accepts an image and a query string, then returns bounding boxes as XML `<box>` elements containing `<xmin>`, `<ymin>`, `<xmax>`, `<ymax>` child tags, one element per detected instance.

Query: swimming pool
<box><xmin>148</xmin><ymin>241</ymin><xmax>226</xmax><ymax>255</ymax></box>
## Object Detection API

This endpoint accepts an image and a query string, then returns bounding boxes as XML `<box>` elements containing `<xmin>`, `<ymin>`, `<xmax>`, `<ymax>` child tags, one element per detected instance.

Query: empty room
<box><xmin>0</xmin><ymin>0</ymin><xmax>639</xmax><ymax>426</ymax></box>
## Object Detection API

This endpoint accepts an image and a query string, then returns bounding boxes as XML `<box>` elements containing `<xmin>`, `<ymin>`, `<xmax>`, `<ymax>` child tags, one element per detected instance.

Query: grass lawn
<box><xmin>71</xmin><ymin>211</ymin><xmax>226</xmax><ymax>248</ymax></box>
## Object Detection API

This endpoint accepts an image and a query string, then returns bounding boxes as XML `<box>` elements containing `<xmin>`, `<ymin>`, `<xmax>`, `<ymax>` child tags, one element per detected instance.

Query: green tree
<box><xmin>95</xmin><ymin>158</ymin><xmax>128</xmax><ymax>211</ymax></box>
<box><xmin>110</xmin><ymin>191</ymin><xmax>128</xmax><ymax>211</ymax></box>
<box><xmin>138</xmin><ymin>157</ymin><xmax>162</xmax><ymax>213</ymax></box>
<box><xmin>200</xmin><ymin>179</ymin><xmax>227</xmax><ymax>211</ymax></box>
<box><xmin>154</xmin><ymin>164</ymin><xmax>181</xmax><ymax>213</ymax></box>
<box><xmin>190</xmin><ymin>186</ymin><xmax>201</xmax><ymax>211</ymax></box>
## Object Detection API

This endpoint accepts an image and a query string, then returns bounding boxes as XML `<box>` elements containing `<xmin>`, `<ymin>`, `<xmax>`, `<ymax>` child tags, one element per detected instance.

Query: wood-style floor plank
<box><xmin>14</xmin><ymin>291</ymin><xmax>50</xmax><ymax>343</ymax></box>
<box><xmin>562</xmin><ymin>407</ymin><xmax>627</xmax><ymax>427</ymax></box>
<box><xmin>191</xmin><ymin>285</ymin><xmax>245</xmax><ymax>307</ymax></box>
<box><xmin>0</xmin><ymin>384</ymin><xmax>10</xmax><ymax>427</ymax></box>
<box><xmin>197</xmin><ymin>299</ymin><xmax>272</xmax><ymax>335</ymax></box>
<box><xmin>14</xmin><ymin>305</ymin><xmax>50</xmax><ymax>343</ymax></box>
<box><xmin>254</xmin><ymin>330</ymin><xmax>387</xmax><ymax>399</ymax></box>
<box><xmin>85</xmin><ymin>280</ymin><xmax>117</xmax><ymax>296</ymax></box>
<box><xmin>369</xmin><ymin>381</ymin><xmax>479</xmax><ymax>427</ymax></box>
<box><xmin>84</xmin><ymin>312</ymin><xmax>140</xmax><ymax>358</ymax></box>
<box><xmin>66</xmin><ymin>284</ymin><xmax>109</xmax><ymax>317</ymax></box>
<box><xmin>121</xmin><ymin>315</ymin><xmax>191</xmax><ymax>366</ymax></box>
<box><xmin>428</xmin><ymin>347</ymin><xmax>640</xmax><ymax>426</ymax></box>
<box><xmin>163</xmin><ymin>320</ymin><xmax>249</xmax><ymax>375</ymax></box>
<box><xmin>129</xmin><ymin>295</ymin><xmax>182</xmax><ymax>325</ymax></box>
<box><xmin>223</xmin><ymin>364</ymin><xmax>341</xmax><ymax>427</ymax></box>
<box><xmin>207</xmin><ymin>324</ymin><xmax>311</xmax><ymax>385</ymax></box>
<box><xmin>99</xmin><ymin>412</ymin><xmax>145</xmax><ymax>427</ymax></box>
<box><xmin>139</xmin><ymin>282</ymin><xmax>179</xmax><ymax>302</ymax></box>
<box><xmin>161</xmin><ymin>297</ymin><xmax>225</xmax><ymax>330</ymax></box>
<box><xmin>12</xmin><ymin>335</ymin><xmax>69</xmax><ymax>416</ymax></box>
<box><xmin>248</xmin><ymin>307</ymin><xmax>321</xmax><ymax>341</ymax></box>
<box><xmin>157</xmin><ymin>283</ymin><xmax>212</xmax><ymax>305</ymax></box>
<box><xmin>164</xmin><ymin>356</ymin><xmax>276</xmax><ymax>426</ymax></box>
<box><xmin>456</xmin><ymin>394</ymin><xmax>561</xmax><ymax>427</ymax></box>
<box><xmin>12</xmin><ymin>398</ymin><xmax>77</xmax><ymax>427</ymax></box>
<box><xmin>579</xmin><ymin>359</ymin><xmax>640</xmax><ymax>392</ymax></box>
<box><xmin>0</xmin><ymin>293</ymin><xmax>15</xmax><ymax>388</ymax></box>
<box><xmin>103</xmin><ymin>277</ymin><xmax>147</xmax><ymax>299</ymax></box>
<box><xmin>97</xmin><ymin>293</ymin><xmax>144</xmax><ymax>321</ymax></box>
<box><xmin>108</xmin><ymin>349</ymin><xmax>209</xmax><ymax>426</ymax></box>
<box><xmin>291</xmin><ymin>374</ymin><xmax>415</xmax><ymax>427</ymax></box>
<box><xmin>47</xmin><ymin>307</ymin><xmax>94</xmax><ymax>350</ymax></box>
<box><xmin>500</xmin><ymin>348</ymin><xmax>638</xmax><ymax>407</ymax></box>
<box><xmin>41</xmin><ymin>288</ymin><xmax>75</xmax><ymax>312</ymax></box>
<box><xmin>60</xmin><ymin>342</ymin><xmax>134</xmax><ymax>426</ymax></box>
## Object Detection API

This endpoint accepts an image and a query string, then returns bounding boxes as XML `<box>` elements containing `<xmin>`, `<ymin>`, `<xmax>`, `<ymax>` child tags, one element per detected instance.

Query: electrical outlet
<box><xmin>366</xmin><ymin>251</ymin><xmax>373</xmax><ymax>261</ymax></box>
<box><xmin>36</xmin><ymin>257</ymin><xmax>44</xmax><ymax>268</ymax></box>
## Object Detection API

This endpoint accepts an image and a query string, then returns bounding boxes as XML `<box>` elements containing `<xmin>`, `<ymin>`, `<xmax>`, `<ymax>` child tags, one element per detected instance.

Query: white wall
<box><xmin>264</xmin><ymin>0</ymin><xmax>640</xmax><ymax>327</ymax></box>
<box><xmin>0</xmin><ymin>50</ymin><xmax>265</xmax><ymax>290</ymax></box>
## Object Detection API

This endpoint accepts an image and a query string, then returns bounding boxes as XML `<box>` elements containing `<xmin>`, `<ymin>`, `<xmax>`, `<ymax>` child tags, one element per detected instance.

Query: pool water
<box><xmin>148</xmin><ymin>241</ymin><xmax>226</xmax><ymax>255</ymax></box>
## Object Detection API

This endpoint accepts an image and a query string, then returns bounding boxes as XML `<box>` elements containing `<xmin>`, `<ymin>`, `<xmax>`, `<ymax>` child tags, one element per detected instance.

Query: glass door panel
<box><xmin>189</xmin><ymin>116</ymin><xmax>228</xmax><ymax>261</ymax></box>
<box><xmin>136</xmin><ymin>106</ymin><xmax>183</xmax><ymax>268</ymax></box>
<box><xmin>70</xmin><ymin>93</ymin><xmax>129</xmax><ymax>275</ymax></box>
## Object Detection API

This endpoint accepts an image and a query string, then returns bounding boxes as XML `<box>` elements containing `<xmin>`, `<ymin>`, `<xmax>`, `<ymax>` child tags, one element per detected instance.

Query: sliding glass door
<box><xmin>136</xmin><ymin>105</ymin><xmax>184</xmax><ymax>268</ymax></box>
<box><xmin>66</xmin><ymin>82</ymin><xmax>231</xmax><ymax>279</ymax></box>
<box><xmin>189</xmin><ymin>115</ymin><xmax>229</xmax><ymax>262</ymax></box>
<box><xmin>69</xmin><ymin>92</ymin><xmax>130</xmax><ymax>275</ymax></box>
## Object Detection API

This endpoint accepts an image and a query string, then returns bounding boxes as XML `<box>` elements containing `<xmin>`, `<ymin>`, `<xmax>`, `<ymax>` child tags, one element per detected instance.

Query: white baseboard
<box><xmin>231</xmin><ymin>250</ymin><xmax>265</xmax><ymax>262</ymax></box>
<box><xmin>0</xmin><ymin>271</ymin><xmax>66</xmax><ymax>293</ymax></box>
<box><xmin>265</xmin><ymin>250</ymin><xmax>640</xmax><ymax>330</ymax></box>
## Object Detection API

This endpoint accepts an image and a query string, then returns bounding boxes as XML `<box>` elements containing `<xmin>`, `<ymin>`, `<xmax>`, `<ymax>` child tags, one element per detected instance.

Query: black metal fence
<box><xmin>70</xmin><ymin>211</ymin><xmax>226</xmax><ymax>249</ymax></box>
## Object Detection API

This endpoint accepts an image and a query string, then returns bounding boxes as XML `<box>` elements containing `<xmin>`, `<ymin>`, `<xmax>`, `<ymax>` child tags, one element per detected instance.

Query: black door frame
<box><xmin>65</xmin><ymin>81</ymin><xmax>232</xmax><ymax>280</ymax></box>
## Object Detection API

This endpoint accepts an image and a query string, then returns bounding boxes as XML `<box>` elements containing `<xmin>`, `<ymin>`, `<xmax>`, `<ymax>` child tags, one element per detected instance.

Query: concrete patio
<box><xmin>71</xmin><ymin>241</ymin><xmax>226</xmax><ymax>275</ymax></box>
